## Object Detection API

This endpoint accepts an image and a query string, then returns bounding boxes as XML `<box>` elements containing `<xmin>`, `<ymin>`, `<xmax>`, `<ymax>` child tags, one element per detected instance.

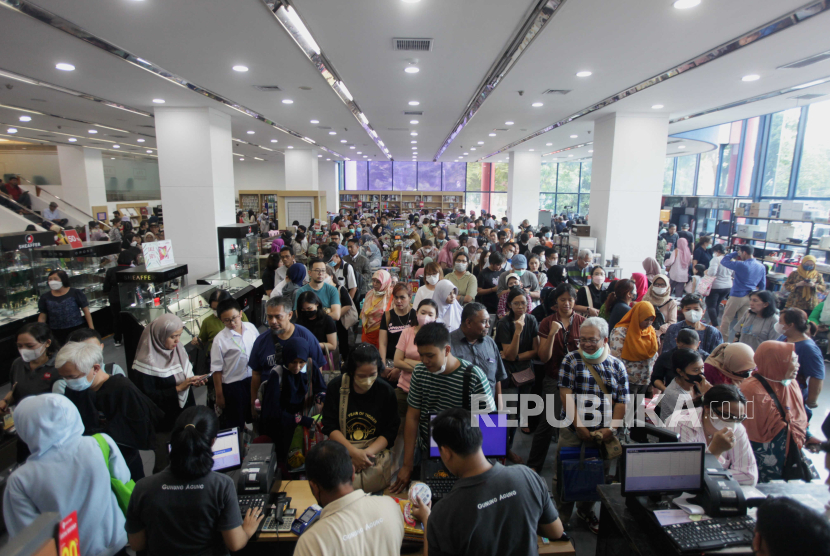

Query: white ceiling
<box><xmin>0</xmin><ymin>0</ymin><xmax>828</xmax><ymax>168</ymax></box>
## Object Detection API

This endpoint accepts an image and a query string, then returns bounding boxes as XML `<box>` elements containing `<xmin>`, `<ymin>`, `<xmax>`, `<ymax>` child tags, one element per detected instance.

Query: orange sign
<box><xmin>65</xmin><ymin>230</ymin><xmax>83</xmax><ymax>249</ymax></box>
<box><xmin>59</xmin><ymin>511</ymin><xmax>80</xmax><ymax>556</ymax></box>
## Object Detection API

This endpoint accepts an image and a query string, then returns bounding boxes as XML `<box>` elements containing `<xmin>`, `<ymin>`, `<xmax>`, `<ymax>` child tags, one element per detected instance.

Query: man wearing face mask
<box><xmin>667</xmin><ymin>384</ymin><xmax>758</xmax><ymax>485</ymax></box>
<box><xmin>475</xmin><ymin>252</ymin><xmax>505</xmax><ymax>319</ymax></box>
<box><xmin>565</xmin><ymin>249</ymin><xmax>594</xmax><ymax>288</ymax></box>
<box><xmin>496</xmin><ymin>254</ymin><xmax>539</xmax><ymax>296</ymax></box>
<box><xmin>657</xmin><ymin>348</ymin><xmax>711</xmax><ymax>422</ymax></box>
<box><xmin>54</xmin><ymin>341</ymin><xmax>163</xmax><ymax>481</ymax></box>
<box><xmin>661</xmin><ymin>294</ymin><xmax>724</xmax><ymax>355</ymax></box>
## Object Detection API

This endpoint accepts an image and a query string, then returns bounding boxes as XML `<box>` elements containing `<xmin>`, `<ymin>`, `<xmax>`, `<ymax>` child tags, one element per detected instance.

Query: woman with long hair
<box><xmin>735</xmin><ymin>290</ymin><xmax>779</xmax><ymax>351</ymax></box>
<box><xmin>126</xmin><ymin>406</ymin><xmax>263</xmax><ymax>554</ymax></box>
<box><xmin>604</xmin><ymin>278</ymin><xmax>636</xmax><ymax>329</ymax></box>
<box><xmin>378</xmin><ymin>283</ymin><xmax>417</xmax><ymax>365</ymax></box>
<box><xmin>295</xmin><ymin>290</ymin><xmax>338</xmax><ymax>353</ymax></box>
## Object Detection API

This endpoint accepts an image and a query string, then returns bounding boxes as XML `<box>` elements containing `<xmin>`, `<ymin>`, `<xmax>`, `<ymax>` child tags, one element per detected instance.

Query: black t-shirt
<box><xmin>380</xmin><ymin>309</ymin><xmax>417</xmax><ymax>360</ymax></box>
<box><xmin>650</xmin><ymin>347</ymin><xmax>709</xmax><ymax>389</ymax></box>
<box><xmin>427</xmin><ymin>463</ymin><xmax>558</xmax><ymax>556</ymax></box>
<box><xmin>10</xmin><ymin>356</ymin><xmax>59</xmax><ymax>405</ymax></box>
<box><xmin>495</xmin><ymin>314</ymin><xmax>538</xmax><ymax>375</ymax></box>
<box><xmin>576</xmin><ymin>284</ymin><xmax>607</xmax><ymax>311</ymax></box>
<box><xmin>296</xmin><ymin>314</ymin><xmax>338</xmax><ymax>345</ymax></box>
<box><xmin>38</xmin><ymin>288</ymin><xmax>89</xmax><ymax>329</ymax></box>
<box><xmin>126</xmin><ymin>468</ymin><xmax>242</xmax><ymax>556</ymax></box>
<box><xmin>477</xmin><ymin>267</ymin><xmax>503</xmax><ymax>313</ymax></box>
<box><xmin>320</xmin><ymin>375</ymin><xmax>400</xmax><ymax>447</ymax></box>
<box><xmin>262</xmin><ymin>267</ymin><xmax>276</xmax><ymax>292</ymax></box>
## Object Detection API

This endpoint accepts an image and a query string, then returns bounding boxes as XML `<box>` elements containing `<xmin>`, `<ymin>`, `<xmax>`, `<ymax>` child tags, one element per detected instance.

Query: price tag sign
<box><xmin>65</xmin><ymin>230</ymin><xmax>83</xmax><ymax>249</ymax></box>
<box><xmin>59</xmin><ymin>511</ymin><xmax>80</xmax><ymax>556</ymax></box>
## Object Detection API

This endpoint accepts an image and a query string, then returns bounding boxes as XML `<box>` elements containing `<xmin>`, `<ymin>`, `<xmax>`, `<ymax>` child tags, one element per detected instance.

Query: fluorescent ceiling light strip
<box><xmin>670</xmin><ymin>75</ymin><xmax>830</xmax><ymax>124</ymax></box>
<box><xmin>1</xmin><ymin>122</ymin><xmax>152</xmax><ymax>150</ymax></box>
<box><xmin>541</xmin><ymin>141</ymin><xmax>593</xmax><ymax>157</ymax></box>
<box><xmin>1</xmin><ymin>0</ymin><xmax>349</xmax><ymax>162</ymax></box>
<box><xmin>433</xmin><ymin>0</ymin><xmax>565</xmax><ymax>161</ymax></box>
<box><xmin>264</xmin><ymin>0</ymin><xmax>390</xmax><ymax>160</ymax></box>
<box><xmin>232</xmin><ymin>137</ymin><xmax>280</xmax><ymax>154</ymax></box>
<box><xmin>479</xmin><ymin>0</ymin><xmax>830</xmax><ymax>161</ymax></box>
<box><xmin>0</xmin><ymin>100</ymin><xmax>156</xmax><ymax>139</ymax></box>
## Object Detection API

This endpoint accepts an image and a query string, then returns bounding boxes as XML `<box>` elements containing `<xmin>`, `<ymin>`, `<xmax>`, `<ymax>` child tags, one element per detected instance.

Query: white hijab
<box><xmin>433</xmin><ymin>279</ymin><xmax>462</xmax><ymax>332</ymax></box>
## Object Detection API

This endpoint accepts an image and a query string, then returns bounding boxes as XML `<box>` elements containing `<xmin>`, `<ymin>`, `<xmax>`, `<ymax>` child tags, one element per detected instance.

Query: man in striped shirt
<box><xmin>565</xmin><ymin>249</ymin><xmax>594</xmax><ymax>288</ymax></box>
<box><xmin>390</xmin><ymin>323</ymin><xmax>495</xmax><ymax>493</ymax></box>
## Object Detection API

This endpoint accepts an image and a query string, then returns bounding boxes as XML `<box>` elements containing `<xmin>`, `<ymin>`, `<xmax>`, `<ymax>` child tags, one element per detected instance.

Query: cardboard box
<box><xmin>751</xmin><ymin>202</ymin><xmax>771</xmax><ymax>210</ymax></box>
<box><xmin>749</xmin><ymin>208</ymin><xmax>769</xmax><ymax>218</ymax></box>
<box><xmin>778</xmin><ymin>224</ymin><xmax>796</xmax><ymax>242</ymax></box>
<box><xmin>572</xmin><ymin>224</ymin><xmax>591</xmax><ymax>237</ymax></box>
<box><xmin>819</xmin><ymin>236</ymin><xmax>830</xmax><ymax>249</ymax></box>
<box><xmin>752</xmin><ymin>231</ymin><xmax>767</xmax><ymax>240</ymax></box>
<box><xmin>736</xmin><ymin>224</ymin><xmax>760</xmax><ymax>237</ymax></box>
<box><xmin>781</xmin><ymin>201</ymin><xmax>803</xmax><ymax>211</ymax></box>
<box><xmin>767</xmin><ymin>222</ymin><xmax>781</xmax><ymax>242</ymax></box>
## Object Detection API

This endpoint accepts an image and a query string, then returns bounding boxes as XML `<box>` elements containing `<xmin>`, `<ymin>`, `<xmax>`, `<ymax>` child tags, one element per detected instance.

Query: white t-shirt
<box><xmin>413</xmin><ymin>286</ymin><xmax>435</xmax><ymax>309</ymax></box>
<box><xmin>335</xmin><ymin>263</ymin><xmax>357</xmax><ymax>291</ymax></box>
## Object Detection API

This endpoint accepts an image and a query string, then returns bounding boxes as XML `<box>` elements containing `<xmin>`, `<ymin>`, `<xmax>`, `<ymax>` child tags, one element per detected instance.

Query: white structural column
<box><xmin>589</xmin><ymin>112</ymin><xmax>669</xmax><ymax>274</ymax></box>
<box><xmin>507</xmin><ymin>151</ymin><xmax>541</xmax><ymax>226</ymax></box>
<box><xmin>318</xmin><ymin>160</ymin><xmax>339</xmax><ymax>213</ymax></box>
<box><xmin>155</xmin><ymin>107</ymin><xmax>235</xmax><ymax>279</ymax></box>
<box><xmin>284</xmin><ymin>148</ymin><xmax>319</xmax><ymax>190</ymax></box>
<box><xmin>56</xmin><ymin>145</ymin><xmax>107</xmax><ymax>213</ymax></box>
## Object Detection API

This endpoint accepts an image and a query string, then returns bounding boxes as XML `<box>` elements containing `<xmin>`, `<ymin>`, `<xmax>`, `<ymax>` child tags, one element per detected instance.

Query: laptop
<box><xmin>168</xmin><ymin>427</ymin><xmax>242</xmax><ymax>472</ymax></box>
<box><xmin>421</xmin><ymin>413</ymin><xmax>509</xmax><ymax>500</ymax></box>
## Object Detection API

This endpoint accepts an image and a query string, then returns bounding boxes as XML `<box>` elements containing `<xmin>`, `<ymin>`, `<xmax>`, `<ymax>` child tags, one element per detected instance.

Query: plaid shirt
<box><xmin>558</xmin><ymin>350</ymin><xmax>630</xmax><ymax>430</ymax></box>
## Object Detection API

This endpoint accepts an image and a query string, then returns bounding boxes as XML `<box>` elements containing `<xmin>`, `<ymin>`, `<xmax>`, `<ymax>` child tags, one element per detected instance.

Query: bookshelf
<box><xmin>340</xmin><ymin>192</ymin><xmax>464</xmax><ymax>213</ymax></box>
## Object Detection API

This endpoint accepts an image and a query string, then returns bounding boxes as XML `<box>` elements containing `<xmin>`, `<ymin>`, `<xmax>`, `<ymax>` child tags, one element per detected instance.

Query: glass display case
<box><xmin>217</xmin><ymin>224</ymin><xmax>261</xmax><ymax>281</ymax></box>
<box><xmin>116</xmin><ymin>263</ymin><xmax>189</xmax><ymax>332</ymax></box>
<box><xmin>0</xmin><ymin>231</ymin><xmax>55</xmax><ymax>326</ymax></box>
<box><xmin>33</xmin><ymin>241</ymin><xmax>121</xmax><ymax>312</ymax></box>
<box><xmin>198</xmin><ymin>270</ymin><xmax>255</xmax><ymax>296</ymax></box>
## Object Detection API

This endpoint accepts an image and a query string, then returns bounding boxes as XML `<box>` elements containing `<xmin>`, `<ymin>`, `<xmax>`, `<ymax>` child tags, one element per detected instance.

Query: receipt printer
<box><xmin>237</xmin><ymin>443</ymin><xmax>279</xmax><ymax>494</ymax></box>
<box><xmin>690</xmin><ymin>453</ymin><xmax>747</xmax><ymax>517</ymax></box>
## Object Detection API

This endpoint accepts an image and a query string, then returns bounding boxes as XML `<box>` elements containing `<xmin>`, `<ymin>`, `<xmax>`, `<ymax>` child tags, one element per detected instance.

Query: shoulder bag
<box><xmin>583</xmin><ymin>361</ymin><xmax>623</xmax><ymax>460</ymax></box>
<box><xmin>339</xmin><ymin>285</ymin><xmax>359</xmax><ymax>329</ymax></box>
<box><xmin>339</xmin><ymin>374</ymin><xmax>394</xmax><ymax>493</ymax></box>
<box><xmin>508</xmin><ymin>322</ymin><xmax>536</xmax><ymax>387</ymax></box>
<box><xmin>93</xmin><ymin>434</ymin><xmax>135</xmax><ymax>516</ymax></box>
<box><xmin>755</xmin><ymin>375</ymin><xmax>815</xmax><ymax>481</ymax></box>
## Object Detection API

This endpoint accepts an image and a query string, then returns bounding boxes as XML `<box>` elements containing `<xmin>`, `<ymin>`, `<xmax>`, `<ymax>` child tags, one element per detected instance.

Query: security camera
<box><xmin>518</xmin><ymin>90</ymin><xmax>524</xmax><ymax>96</ymax></box>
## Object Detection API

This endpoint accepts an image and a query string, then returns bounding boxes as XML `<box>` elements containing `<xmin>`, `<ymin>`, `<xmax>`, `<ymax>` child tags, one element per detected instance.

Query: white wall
<box><xmin>318</xmin><ymin>160</ymin><xmax>338</xmax><ymax>214</ymax></box>
<box><xmin>233</xmin><ymin>158</ymin><xmax>285</xmax><ymax>193</ymax></box>
<box><xmin>0</xmin><ymin>150</ymin><xmax>61</xmax><ymax>184</ymax></box>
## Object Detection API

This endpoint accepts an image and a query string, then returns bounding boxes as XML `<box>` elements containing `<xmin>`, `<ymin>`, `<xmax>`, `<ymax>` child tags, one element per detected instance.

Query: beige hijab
<box><xmin>705</xmin><ymin>343</ymin><xmax>755</xmax><ymax>384</ymax></box>
<box><xmin>133</xmin><ymin>313</ymin><xmax>193</xmax><ymax>407</ymax></box>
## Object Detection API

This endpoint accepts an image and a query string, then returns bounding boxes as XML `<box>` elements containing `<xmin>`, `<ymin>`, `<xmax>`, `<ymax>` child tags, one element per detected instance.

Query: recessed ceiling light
<box><xmin>477</xmin><ymin>141</ymin><xmax>484</xmax><ymax>145</ymax></box>
<box><xmin>570</xmin><ymin>134</ymin><xmax>578</xmax><ymax>138</ymax></box>
<box><xmin>588</xmin><ymin>149</ymin><xmax>594</xmax><ymax>153</ymax></box>
<box><xmin>282</xmin><ymin>99</ymin><xmax>294</xmax><ymax>104</ymax></box>
<box><xmin>146</xmin><ymin>150</ymin><xmax>152</xmax><ymax>153</ymax></box>
<box><xmin>678</xmin><ymin>145</ymin><xmax>686</xmax><ymax>149</ymax></box>
<box><xmin>310</xmin><ymin>119</ymin><xmax>319</xmax><ymax>124</ymax></box>
<box><xmin>19</xmin><ymin>116</ymin><xmax>31</xmax><ymax>122</ymax></box>
<box><xmin>576</xmin><ymin>70</ymin><xmax>593</xmax><ymax>77</ymax></box>
<box><xmin>287</xmin><ymin>146</ymin><xmax>293</xmax><ymax>149</ymax></box>
<box><xmin>652</xmin><ymin>104</ymin><xmax>664</xmax><ymax>109</ymax></box>
<box><xmin>350</xmin><ymin>146</ymin><xmax>355</xmax><ymax>149</ymax></box>
<box><xmin>405</xmin><ymin>66</ymin><xmax>420</xmax><ymax>74</ymax></box>
<box><xmin>742</xmin><ymin>74</ymin><xmax>760</xmax><ymax>82</ymax></box>
<box><xmin>340</xmin><ymin>139</ymin><xmax>347</xmax><ymax>143</ymax></box>
<box><xmin>137</xmin><ymin>138</ymin><xmax>145</xmax><ymax>142</ymax></box>
<box><xmin>412</xmin><ymin>147</ymin><xmax>417</xmax><ymax>150</ymax></box>
<box><xmin>546</xmin><ymin>143</ymin><xmax>552</xmax><ymax>146</ymax></box>
<box><xmin>568</xmin><ymin>154</ymin><xmax>574</xmax><ymax>157</ymax></box>
<box><xmin>152</xmin><ymin>98</ymin><xmax>165</xmax><ymax>104</ymax></box>
<box><xmin>505</xmin><ymin>121</ymin><xmax>514</xmax><ymax>125</ymax></box>
<box><xmin>532</xmin><ymin>102</ymin><xmax>544</xmax><ymax>107</ymax></box>
<box><xmin>88</xmin><ymin>130</ymin><xmax>97</xmax><ymax>134</ymax></box>
<box><xmin>410</xmin><ymin>120</ymin><xmax>419</xmax><ymax>124</ymax></box>
<box><xmin>56</xmin><ymin>63</ymin><xmax>75</xmax><ymax>71</ymax></box>
<box><xmin>470</xmin><ymin>147</ymin><xmax>476</xmax><ymax>151</ymax></box>
<box><xmin>363</xmin><ymin>155</ymin><xmax>367</xmax><ymax>158</ymax></box>
<box><xmin>113</xmin><ymin>145</ymin><xmax>120</xmax><ymax>148</ymax></box>
<box><xmin>408</xmin><ymin>101</ymin><xmax>420</xmax><ymax>106</ymax></box>
<box><xmin>7</xmin><ymin>128</ymin><xmax>17</xmax><ymax>133</ymax></box>
<box><xmin>673</xmin><ymin>0</ymin><xmax>701</xmax><ymax>9</ymax></box>
<box><xmin>489</xmin><ymin>133</ymin><xmax>496</xmax><ymax>137</ymax></box>
<box><xmin>68</xmin><ymin>137</ymin><xmax>77</xmax><ymax>142</ymax></box>
<box><xmin>239</xmin><ymin>158</ymin><xmax>244</xmax><ymax>161</ymax></box>
<box><xmin>357</xmin><ymin>151</ymin><xmax>362</xmax><ymax>154</ymax></box>
<box><xmin>110</xmin><ymin>157</ymin><xmax>115</xmax><ymax>160</ymax></box>
<box><xmin>529</xmin><ymin>149</ymin><xmax>534</xmax><ymax>151</ymax></box>
<box><xmin>271</xmin><ymin>139</ymin><xmax>278</xmax><ymax>143</ymax></box>
<box><xmin>463</xmin><ymin>152</ymin><xmax>469</xmax><ymax>155</ymax></box>
<box><xmin>318</xmin><ymin>154</ymin><xmax>322</xmax><ymax>157</ymax></box>
<box><xmin>326</xmin><ymin>158</ymin><xmax>331</xmax><ymax>161</ymax></box>
<box><xmin>247</xmin><ymin>130</ymin><xmax>255</xmax><ymax>134</ymax></box>
<box><xmin>232</xmin><ymin>65</ymin><xmax>249</xmax><ymax>72</ymax></box>
<box><xmin>411</xmin><ymin>140</ymin><xmax>417</xmax><ymax>144</ymax></box>
<box><xmin>329</xmin><ymin>131</ymin><xmax>336</xmax><ymax>135</ymax></box>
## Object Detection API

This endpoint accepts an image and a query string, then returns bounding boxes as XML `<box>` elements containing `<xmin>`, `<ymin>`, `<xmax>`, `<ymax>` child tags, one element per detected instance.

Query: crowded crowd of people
<box><xmin>2</xmin><ymin>204</ymin><xmax>830</xmax><ymax>556</ymax></box>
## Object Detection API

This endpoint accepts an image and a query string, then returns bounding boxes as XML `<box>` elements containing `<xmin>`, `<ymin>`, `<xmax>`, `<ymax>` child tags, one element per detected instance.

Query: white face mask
<box><xmin>130</xmin><ymin>241</ymin><xmax>137</xmax><ymax>247</ymax></box>
<box><xmin>65</xmin><ymin>374</ymin><xmax>93</xmax><ymax>392</ymax></box>
<box><xmin>774</xmin><ymin>322</ymin><xmax>785</xmax><ymax>335</ymax></box>
<box><xmin>592</xmin><ymin>276</ymin><xmax>604</xmax><ymax>287</ymax></box>
<box><xmin>426</xmin><ymin>274</ymin><xmax>439</xmax><ymax>285</ymax></box>
<box><xmin>454</xmin><ymin>262</ymin><xmax>467</xmax><ymax>273</ymax></box>
<box><xmin>652</xmin><ymin>286</ymin><xmax>668</xmax><ymax>296</ymax></box>
<box><xmin>19</xmin><ymin>344</ymin><xmax>46</xmax><ymax>363</ymax></box>
<box><xmin>48</xmin><ymin>280</ymin><xmax>63</xmax><ymax>290</ymax></box>
<box><xmin>709</xmin><ymin>414</ymin><xmax>737</xmax><ymax>431</ymax></box>
<box><xmin>684</xmin><ymin>309</ymin><xmax>703</xmax><ymax>323</ymax></box>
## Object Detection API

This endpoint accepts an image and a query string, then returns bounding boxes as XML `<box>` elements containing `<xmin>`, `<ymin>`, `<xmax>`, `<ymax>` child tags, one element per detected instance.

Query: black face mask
<box><xmin>300</xmin><ymin>310</ymin><xmax>317</xmax><ymax>320</ymax></box>
<box><xmin>684</xmin><ymin>372</ymin><xmax>703</xmax><ymax>384</ymax></box>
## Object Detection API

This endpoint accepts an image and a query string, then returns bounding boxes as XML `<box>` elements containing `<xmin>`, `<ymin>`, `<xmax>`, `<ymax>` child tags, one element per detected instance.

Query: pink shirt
<box><xmin>395</xmin><ymin>327</ymin><xmax>421</xmax><ymax>392</ymax></box>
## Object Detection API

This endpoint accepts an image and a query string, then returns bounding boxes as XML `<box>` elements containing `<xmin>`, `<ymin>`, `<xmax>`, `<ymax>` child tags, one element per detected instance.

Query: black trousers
<box><xmin>221</xmin><ymin>377</ymin><xmax>252</xmax><ymax>433</ymax></box>
<box><xmin>52</xmin><ymin>323</ymin><xmax>88</xmax><ymax>346</ymax></box>
<box><xmin>706</xmin><ymin>288</ymin><xmax>730</xmax><ymax>327</ymax></box>
<box><xmin>110</xmin><ymin>302</ymin><xmax>122</xmax><ymax>342</ymax></box>
<box><xmin>120</xmin><ymin>445</ymin><xmax>145</xmax><ymax>481</ymax></box>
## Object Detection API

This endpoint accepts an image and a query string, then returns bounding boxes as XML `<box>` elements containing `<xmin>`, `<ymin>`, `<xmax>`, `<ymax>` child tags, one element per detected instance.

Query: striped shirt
<box><xmin>407</xmin><ymin>358</ymin><xmax>495</xmax><ymax>450</ymax></box>
<box><xmin>565</xmin><ymin>260</ymin><xmax>592</xmax><ymax>288</ymax></box>
<box><xmin>667</xmin><ymin>407</ymin><xmax>758</xmax><ymax>486</ymax></box>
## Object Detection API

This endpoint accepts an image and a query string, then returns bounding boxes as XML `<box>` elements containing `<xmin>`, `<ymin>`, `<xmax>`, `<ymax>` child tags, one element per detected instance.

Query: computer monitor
<box><xmin>621</xmin><ymin>443</ymin><xmax>705</xmax><ymax>496</ymax></box>
<box><xmin>168</xmin><ymin>427</ymin><xmax>242</xmax><ymax>472</ymax></box>
<box><xmin>428</xmin><ymin>412</ymin><xmax>508</xmax><ymax>459</ymax></box>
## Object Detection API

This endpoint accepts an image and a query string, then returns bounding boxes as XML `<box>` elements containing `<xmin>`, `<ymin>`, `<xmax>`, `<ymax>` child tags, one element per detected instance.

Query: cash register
<box><xmin>621</xmin><ymin>443</ymin><xmax>757</xmax><ymax>554</ymax></box>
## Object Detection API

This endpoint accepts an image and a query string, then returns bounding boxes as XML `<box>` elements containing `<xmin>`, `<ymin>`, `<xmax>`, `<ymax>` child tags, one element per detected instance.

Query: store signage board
<box><xmin>143</xmin><ymin>240</ymin><xmax>176</xmax><ymax>270</ymax></box>
<box><xmin>64</xmin><ymin>230</ymin><xmax>83</xmax><ymax>248</ymax></box>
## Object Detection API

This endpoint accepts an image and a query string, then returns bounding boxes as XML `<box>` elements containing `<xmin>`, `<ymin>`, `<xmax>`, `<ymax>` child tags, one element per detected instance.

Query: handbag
<box><xmin>755</xmin><ymin>376</ymin><xmax>814</xmax><ymax>481</ymax></box>
<box><xmin>339</xmin><ymin>374</ymin><xmax>394</xmax><ymax>493</ymax></box>
<box><xmin>583</xmin><ymin>361</ymin><xmax>623</xmax><ymax>460</ymax></box>
<box><xmin>696</xmin><ymin>275</ymin><xmax>716</xmax><ymax>297</ymax></box>
<box><xmin>92</xmin><ymin>434</ymin><xmax>135</xmax><ymax>516</ymax></box>
<box><xmin>558</xmin><ymin>444</ymin><xmax>604</xmax><ymax>502</ymax></box>
<box><xmin>510</xmin><ymin>367</ymin><xmax>536</xmax><ymax>387</ymax></box>
<box><xmin>340</xmin><ymin>288</ymin><xmax>359</xmax><ymax>329</ymax></box>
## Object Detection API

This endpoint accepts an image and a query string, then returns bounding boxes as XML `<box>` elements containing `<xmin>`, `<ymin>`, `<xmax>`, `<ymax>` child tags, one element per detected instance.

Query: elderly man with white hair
<box><xmin>565</xmin><ymin>249</ymin><xmax>594</xmax><ymax>288</ymax></box>
<box><xmin>54</xmin><ymin>341</ymin><xmax>163</xmax><ymax>481</ymax></box>
<box><xmin>552</xmin><ymin>317</ymin><xmax>629</xmax><ymax>534</ymax></box>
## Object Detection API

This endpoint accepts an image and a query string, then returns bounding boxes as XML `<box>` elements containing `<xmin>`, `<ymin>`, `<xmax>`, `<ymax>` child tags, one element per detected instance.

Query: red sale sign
<box><xmin>59</xmin><ymin>511</ymin><xmax>80</xmax><ymax>556</ymax></box>
<box><xmin>65</xmin><ymin>229</ymin><xmax>83</xmax><ymax>249</ymax></box>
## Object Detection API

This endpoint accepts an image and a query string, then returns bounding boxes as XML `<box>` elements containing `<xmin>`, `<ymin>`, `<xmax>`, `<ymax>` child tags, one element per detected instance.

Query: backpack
<box><xmin>347</xmin><ymin>258</ymin><xmax>369</xmax><ymax>297</ymax></box>
<box><xmin>93</xmin><ymin>434</ymin><xmax>135</xmax><ymax>516</ymax></box>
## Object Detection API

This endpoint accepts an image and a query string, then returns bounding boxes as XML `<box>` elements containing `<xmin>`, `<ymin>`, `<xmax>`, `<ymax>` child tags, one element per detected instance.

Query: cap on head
<box><xmin>511</xmin><ymin>254</ymin><xmax>528</xmax><ymax>269</ymax></box>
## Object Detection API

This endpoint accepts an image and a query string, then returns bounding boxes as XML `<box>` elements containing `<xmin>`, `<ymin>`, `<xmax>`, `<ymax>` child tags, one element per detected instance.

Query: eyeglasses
<box><xmin>712</xmin><ymin>410</ymin><xmax>747</xmax><ymax>423</ymax></box>
<box><xmin>311</xmin><ymin>268</ymin><xmax>327</xmax><ymax>273</ymax></box>
<box><xmin>222</xmin><ymin>315</ymin><xmax>241</xmax><ymax>324</ymax></box>
<box><xmin>579</xmin><ymin>338</ymin><xmax>602</xmax><ymax>345</ymax></box>
<box><xmin>511</xmin><ymin>300</ymin><xmax>528</xmax><ymax>308</ymax></box>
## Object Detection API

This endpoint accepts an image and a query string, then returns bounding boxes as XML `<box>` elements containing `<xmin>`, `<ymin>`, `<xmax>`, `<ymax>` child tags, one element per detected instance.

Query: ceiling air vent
<box><xmin>404</xmin><ymin>111</ymin><xmax>423</xmax><ymax>116</ymax></box>
<box><xmin>778</xmin><ymin>50</ymin><xmax>830</xmax><ymax>69</ymax></box>
<box><xmin>137</xmin><ymin>125</ymin><xmax>154</xmax><ymax>128</ymax></box>
<box><xmin>109</xmin><ymin>134</ymin><xmax>127</xmax><ymax>138</ymax></box>
<box><xmin>393</xmin><ymin>38</ymin><xmax>433</xmax><ymax>52</ymax></box>
<box><xmin>494</xmin><ymin>128</ymin><xmax>508</xmax><ymax>131</ymax></box>
<box><xmin>317</xmin><ymin>126</ymin><xmax>332</xmax><ymax>130</ymax></box>
<box><xmin>667</xmin><ymin>139</ymin><xmax>682</xmax><ymax>144</ymax></box>
<box><xmin>790</xmin><ymin>93</ymin><xmax>826</xmax><ymax>100</ymax></box>
<box><xmin>542</xmin><ymin>89</ymin><xmax>571</xmax><ymax>95</ymax></box>
<box><xmin>37</xmin><ymin>134</ymin><xmax>56</xmax><ymax>138</ymax></box>
<box><xmin>387</xmin><ymin>127</ymin><xmax>409</xmax><ymax>131</ymax></box>
<box><xmin>253</xmin><ymin>85</ymin><xmax>282</xmax><ymax>92</ymax></box>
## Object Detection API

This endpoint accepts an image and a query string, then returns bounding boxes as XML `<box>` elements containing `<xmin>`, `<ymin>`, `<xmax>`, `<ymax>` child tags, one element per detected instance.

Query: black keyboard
<box><xmin>424</xmin><ymin>478</ymin><xmax>455</xmax><ymax>499</ymax></box>
<box><xmin>238</xmin><ymin>494</ymin><xmax>269</xmax><ymax>519</ymax></box>
<box><xmin>664</xmin><ymin>515</ymin><xmax>756</xmax><ymax>553</ymax></box>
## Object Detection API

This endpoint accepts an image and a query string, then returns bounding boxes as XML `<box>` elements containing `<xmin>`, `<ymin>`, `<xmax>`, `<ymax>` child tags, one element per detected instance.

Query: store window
<box><xmin>580</xmin><ymin>161</ymin><xmax>592</xmax><ymax>193</ymax></box>
<box><xmin>557</xmin><ymin>193</ymin><xmax>578</xmax><ymax>215</ymax></box>
<box><xmin>557</xmin><ymin>162</ymin><xmax>579</xmax><ymax>193</ymax></box>
<box><xmin>716</xmin><ymin>121</ymin><xmax>743</xmax><ymax>196</ymax></box>
<box><xmin>736</xmin><ymin>117</ymin><xmax>760</xmax><ymax>197</ymax></box>
<box><xmin>417</xmin><ymin>162</ymin><xmax>442</xmax><ymax>191</ymax></box>
<box><xmin>354</xmin><ymin>161</ymin><xmax>368</xmax><ymax>190</ymax></box>
<box><xmin>368</xmin><ymin>161</ymin><xmax>393</xmax><ymax>191</ymax></box>
<box><xmin>539</xmin><ymin>193</ymin><xmax>556</xmax><ymax>210</ymax></box>
<box><xmin>796</xmin><ymin>100</ymin><xmax>830</xmax><ymax>198</ymax></box>
<box><xmin>663</xmin><ymin>158</ymin><xmax>674</xmax><ymax>194</ymax></box>
<box><xmin>674</xmin><ymin>155</ymin><xmax>696</xmax><ymax>195</ymax></box>
<box><xmin>579</xmin><ymin>194</ymin><xmax>590</xmax><ymax>216</ymax></box>
<box><xmin>761</xmin><ymin>107</ymin><xmax>801</xmax><ymax>197</ymax></box>
<box><xmin>697</xmin><ymin>150</ymin><xmax>717</xmax><ymax>196</ymax></box>
<box><xmin>540</xmin><ymin>162</ymin><xmax>556</xmax><ymax>192</ymax></box>
<box><xmin>493</xmin><ymin>163</ymin><xmax>509</xmax><ymax>192</ymax></box>
<box><xmin>393</xmin><ymin>161</ymin><xmax>417</xmax><ymax>191</ymax></box>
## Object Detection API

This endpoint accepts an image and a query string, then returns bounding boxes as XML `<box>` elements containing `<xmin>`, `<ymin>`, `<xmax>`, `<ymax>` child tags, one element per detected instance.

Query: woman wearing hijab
<box><xmin>784</xmin><ymin>255</ymin><xmax>826</xmax><ymax>313</ymax></box>
<box><xmin>642</xmin><ymin>257</ymin><xmax>662</xmax><ymax>285</ymax></box>
<box><xmin>360</xmin><ymin>270</ymin><xmax>393</xmax><ymax>349</ymax></box>
<box><xmin>704</xmin><ymin>343</ymin><xmax>756</xmax><ymax>386</ymax></box>
<box><xmin>666</xmin><ymin>238</ymin><xmax>692</xmax><ymax>297</ymax></box>
<box><xmin>609</xmin><ymin>301</ymin><xmax>659</xmax><ymax>394</ymax></box>
<box><xmin>282</xmin><ymin>263</ymin><xmax>307</xmax><ymax>306</ymax></box>
<box><xmin>641</xmin><ymin>274</ymin><xmax>677</xmax><ymax>338</ymax></box>
<box><xmin>364</xmin><ymin>242</ymin><xmax>383</xmax><ymax>270</ymax></box>
<box><xmin>740</xmin><ymin>341</ymin><xmax>811</xmax><ymax>482</ymax></box>
<box><xmin>259</xmin><ymin>338</ymin><xmax>327</xmax><ymax>461</ymax></box>
<box><xmin>436</xmin><ymin>239</ymin><xmax>459</xmax><ymax>269</ymax></box>
<box><xmin>630</xmin><ymin>273</ymin><xmax>648</xmax><ymax>303</ymax></box>
<box><xmin>133</xmin><ymin>314</ymin><xmax>208</xmax><ymax>471</ymax></box>
<box><xmin>432</xmin><ymin>279</ymin><xmax>463</xmax><ymax>332</ymax></box>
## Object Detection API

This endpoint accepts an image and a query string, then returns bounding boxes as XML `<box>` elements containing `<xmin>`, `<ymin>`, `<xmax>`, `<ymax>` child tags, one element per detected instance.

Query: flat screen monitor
<box><xmin>168</xmin><ymin>427</ymin><xmax>242</xmax><ymax>472</ymax></box>
<box><xmin>621</xmin><ymin>443</ymin><xmax>705</xmax><ymax>496</ymax></box>
<box><xmin>428</xmin><ymin>412</ymin><xmax>508</xmax><ymax>459</ymax></box>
